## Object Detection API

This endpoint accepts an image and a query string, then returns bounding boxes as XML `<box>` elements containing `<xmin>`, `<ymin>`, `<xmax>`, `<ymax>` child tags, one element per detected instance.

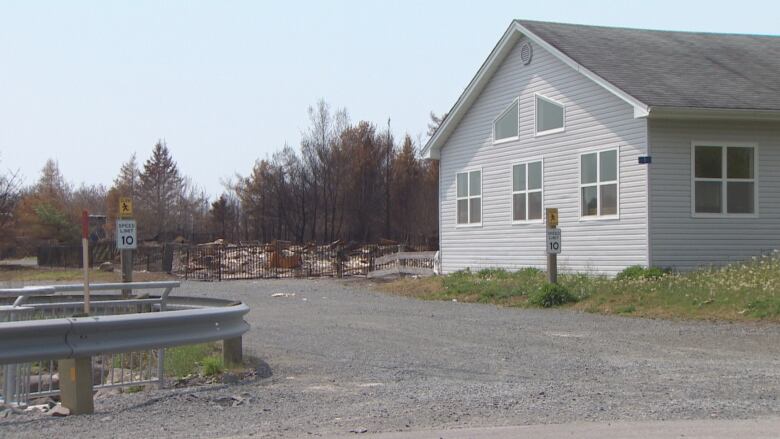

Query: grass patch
<box><xmin>164</xmin><ymin>343</ymin><xmax>222</xmax><ymax>378</ymax></box>
<box><xmin>201</xmin><ymin>356</ymin><xmax>224</xmax><ymax>376</ymax></box>
<box><xmin>377</xmin><ymin>256</ymin><xmax>780</xmax><ymax>322</ymax></box>
<box><xmin>0</xmin><ymin>266</ymin><xmax>173</xmax><ymax>284</ymax></box>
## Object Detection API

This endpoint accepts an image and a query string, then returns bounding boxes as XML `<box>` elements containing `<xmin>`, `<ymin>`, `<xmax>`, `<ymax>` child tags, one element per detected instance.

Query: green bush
<box><xmin>201</xmin><ymin>356</ymin><xmax>224</xmax><ymax>376</ymax></box>
<box><xmin>616</xmin><ymin>265</ymin><xmax>667</xmax><ymax>280</ymax></box>
<box><xmin>529</xmin><ymin>283</ymin><xmax>577</xmax><ymax>308</ymax></box>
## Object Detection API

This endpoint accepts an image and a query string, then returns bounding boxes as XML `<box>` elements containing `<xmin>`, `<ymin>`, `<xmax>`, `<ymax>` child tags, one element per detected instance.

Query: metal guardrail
<box><xmin>0</xmin><ymin>281</ymin><xmax>250</xmax><ymax>408</ymax></box>
<box><xmin>0</xmin><ymin>302</ymin><xmax>249</xmax><ymax>364</ymax></box>
<box><xmin>0</xmin><ymin>281</ymin><xmax>178</xmax><ymax>307</ymax></box>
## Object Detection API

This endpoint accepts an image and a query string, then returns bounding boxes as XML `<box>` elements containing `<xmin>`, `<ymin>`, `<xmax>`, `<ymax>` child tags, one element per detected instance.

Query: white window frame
<box><xmin>492</xmin><ymin>98</ymin><xmax>520</xmax><ymax>144</ymax></box>
<box><xmin>579</xmin><ymin>148</ymin><xmax>620</xmax><ymax>221</ymax></box>
<box><xmin>534</xmin><ymin>93</ymin><xmax>565</xmax><ymax>137</ymax></box>
<box><xmin>511</xmin><ymin>158</ymin><xmax>544</xmax><ymax>224</ymax></box>
<box><xmin>690</xmin><ymin>141</ymin><xmax>759</xmax><ymax>218</ymax></box>
<box><xmin>455</xmin><ymin>168</ymin><xmax>483</xmax><ymax>227</ymax></box>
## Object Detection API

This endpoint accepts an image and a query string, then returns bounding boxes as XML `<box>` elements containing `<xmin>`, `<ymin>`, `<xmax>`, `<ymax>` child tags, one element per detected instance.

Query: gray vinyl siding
<box><xmin>439</xmin><ymin>37</ymin><xmax>648</xmax><ymax>276</ymax></box>
<box><xmin>648</xmin><ymin>118</ymin><xmax>780</xmax><ymax>270</ymax></box>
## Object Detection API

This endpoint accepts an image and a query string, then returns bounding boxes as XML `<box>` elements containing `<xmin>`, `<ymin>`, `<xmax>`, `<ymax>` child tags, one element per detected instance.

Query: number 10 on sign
<box><xmin>546</xmin><ymin>228</ymin><xmax>561</xmax><ymax>254</ymax></box>
<box><xmin>116</xmin><ymin>219</ymin><xmax>137</xmax><ymax>250</ymax></box>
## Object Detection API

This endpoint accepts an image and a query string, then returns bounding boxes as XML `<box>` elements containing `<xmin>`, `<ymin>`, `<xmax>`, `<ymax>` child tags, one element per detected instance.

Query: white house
<box><xmin>422</xmin><ymin>20</ymin><xmax>780</xmax><ymax>275</ymax></box>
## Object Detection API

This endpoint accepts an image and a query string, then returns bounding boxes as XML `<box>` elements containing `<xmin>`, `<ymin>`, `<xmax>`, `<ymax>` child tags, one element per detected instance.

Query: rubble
<box><xmin>179</xmin><ymin>240</ymin><xmax>417</xmax><ymax>280</ymax></box>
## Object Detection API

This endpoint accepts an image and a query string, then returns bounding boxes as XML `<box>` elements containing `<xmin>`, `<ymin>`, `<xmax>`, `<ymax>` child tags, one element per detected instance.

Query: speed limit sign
<box><xmin>116</xmin><ymin>219</ymin><xmax>137</xmax><ymax>250</ymax></box>
<box><xmin>546</xmin><ymin>228</ymin><xmax>561</xmax><ymax>254</ymax></box>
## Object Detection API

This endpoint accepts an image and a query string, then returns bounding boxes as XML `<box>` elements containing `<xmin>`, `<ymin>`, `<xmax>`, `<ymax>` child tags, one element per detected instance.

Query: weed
<box><xmin>529</xmin><ymin>283</ymin><xmax>577</xmax><ymax>308</ymax></box>
<box><xmin>165</xmin><ymin>343</ymin><xmax>219</xmax><ymax>378</ymax></box>
<box><xmin>201</xmin><ymin>356</ymin><xmax>224</xmax><ymax>376</ymax></box>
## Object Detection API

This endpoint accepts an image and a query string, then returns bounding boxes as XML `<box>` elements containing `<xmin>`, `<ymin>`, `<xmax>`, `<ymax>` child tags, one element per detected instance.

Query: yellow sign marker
<box><xmin>546</xmin><ymin>208</ymin><xmax>559</xmax><ymax>227</ymax></box>
<box><xmin>119</xmin><ymin>197</ymin><xmax>133</xmax><ymax>218</ymax></box>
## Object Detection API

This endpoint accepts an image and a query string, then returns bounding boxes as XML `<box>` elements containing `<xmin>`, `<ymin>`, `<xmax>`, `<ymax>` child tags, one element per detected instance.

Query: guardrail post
<box><xmin>223</xmin><ymin>337</ymin><xmax>242</xmax><ymax>366</ymax></box>
<box><xmin>58</xmin><ymin>357</ymin><xmax>94</xmax><ymax>415</ymax></box>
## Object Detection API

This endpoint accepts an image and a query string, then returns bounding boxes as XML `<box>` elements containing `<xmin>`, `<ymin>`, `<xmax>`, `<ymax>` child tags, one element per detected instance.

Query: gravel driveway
<box><xmin>1</xmin><ymin>278</ymin><xmax>779</xmax><ymax>438</ymax></box>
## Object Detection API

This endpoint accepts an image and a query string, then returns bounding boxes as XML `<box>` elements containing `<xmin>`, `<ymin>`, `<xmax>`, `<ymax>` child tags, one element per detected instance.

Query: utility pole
<box><xmin>385</xmin><ymin>117</ymin><xmax>392</xmax><ymax>239</ymax></box>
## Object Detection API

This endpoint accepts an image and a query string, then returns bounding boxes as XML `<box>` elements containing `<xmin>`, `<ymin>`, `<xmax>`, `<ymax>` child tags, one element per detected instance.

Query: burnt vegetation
<box><xmin>2</xmin><ymin>100</ymin><xmax>443</xmax><ymax>255</ymax></box>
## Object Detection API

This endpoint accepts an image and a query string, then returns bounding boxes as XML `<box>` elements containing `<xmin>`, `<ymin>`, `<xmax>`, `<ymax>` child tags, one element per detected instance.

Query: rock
<box><xmin>349</xmin><ymin>428</ymin><xmax>368</xmax><ymax>434</ymax></box>
<box><xmin>94</xmin><ymin>388</ymin><xmax>121</xmax><ymax>400</ymax></box>
<box><xmin>1</xmin><ymin>407</ymin><xmax>22</xmax><ymax>418</ymax></box>
<box><xmin>24</xmin><ymin>404</ymin><xmax>50</xmax><ymax>413</ymax></box>
<box><xmin>29</xmin><ymin>397</ymin><xmax>58</xmax><ymax>409</ymax></box>
<box><xmin>49</xmin><ymin>405</ymin><xmax>70</xmax><ymax>417</ymax></box>
<box><xmin>222</xmin><ymin>372</ymin><xmax>239</xmax><ymax>385</ymax></box>
<box><xmin>98</xmin><ymin>261</ymin><xmax>114</xmax><ymax>272</ymax></box>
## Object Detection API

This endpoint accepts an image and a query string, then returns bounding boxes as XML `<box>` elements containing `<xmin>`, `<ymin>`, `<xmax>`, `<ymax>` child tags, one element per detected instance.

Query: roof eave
<box><xmin>648</xmin><ymin>106</ymin><xmax>780</xmax><ymax>121</ymax></box>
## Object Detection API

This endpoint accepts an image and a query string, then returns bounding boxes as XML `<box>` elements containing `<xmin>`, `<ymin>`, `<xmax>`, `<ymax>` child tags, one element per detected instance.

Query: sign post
<box><xmin>81</xmin><ymin>210</ymin><xmax>91</xmax><ymax>314</ymax></box>
<box><xmin>545</xmin><ymin>208</ymin><xmax>561</xmax><ymax>284</ymax></box>
<box><xmin>60</xmin><ymin>210</ymin><xmax>95</xmax><ymax>415</ymax></box>
<box><xmin>118</xmin><ymin>197</ymin><xmax>135</xmax><ymax>298</ymax></box>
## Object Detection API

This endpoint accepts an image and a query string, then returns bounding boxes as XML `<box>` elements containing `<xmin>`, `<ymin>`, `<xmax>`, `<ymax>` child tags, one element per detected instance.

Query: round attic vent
<box><xmin>520</xmin><ymin>42</ymin><xmax>533</xmax><ymax>65</ymax></box>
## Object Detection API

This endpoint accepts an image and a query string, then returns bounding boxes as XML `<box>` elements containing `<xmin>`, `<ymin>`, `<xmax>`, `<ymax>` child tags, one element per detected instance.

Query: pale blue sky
<box><xmin>1</xmin><ymin>0</ymin><xmax>778</xmax><ymax>196</ymax></box>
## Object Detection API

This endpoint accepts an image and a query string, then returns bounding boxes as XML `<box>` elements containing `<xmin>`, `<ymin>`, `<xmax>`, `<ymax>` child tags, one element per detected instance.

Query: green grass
<box><xmin>0</xmin><ymin>266</ymin><xmax>173</xmax><ymax>283</ymax></box>
<box><xmin>164</xmin><ymin>343</ymin><xmax>222</xmax><ymax>378</ymax></box>
<box><xmin>201</xmin><ymin>356</ymin><xmax>224</xmax><ymax>376</ymax></box>
<box><xmin>378</xmin><ymin>257</ymin><xmax>780</xmax><ymax>322</ymax></box>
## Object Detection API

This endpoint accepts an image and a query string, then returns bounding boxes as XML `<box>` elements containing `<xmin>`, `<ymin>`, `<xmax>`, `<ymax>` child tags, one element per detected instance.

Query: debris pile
<box><xmin>178</xmin><ymin>239</ymin><xmax>409</xmax><ymax>280</ymax></box>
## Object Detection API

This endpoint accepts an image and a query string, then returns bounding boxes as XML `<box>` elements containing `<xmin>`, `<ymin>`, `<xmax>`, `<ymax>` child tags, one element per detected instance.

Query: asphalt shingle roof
<box><xmin>516</xmin><ymin>20</ymin><xmax>780</xmax><ymax>111</ymax></box>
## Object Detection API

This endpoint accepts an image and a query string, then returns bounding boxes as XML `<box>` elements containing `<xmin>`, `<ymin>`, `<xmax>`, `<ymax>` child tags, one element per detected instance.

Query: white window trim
<box><xmin>455</xmin><ymin>168</ymin><xmax>483</xmax><ymax>228</ymax></box>
<box><xmin>511</xmin><ymin>158</ymin><xmax>544</xmax><ymax>224</ymax></box>
<box><xmin>690</xmin><ymin>141</ymin><xmax>759</xmax><ymax>218</ymax></box>
<box><xmin>578</xmin><ymin>148</ymin><xmax>620</xmax><ymax>221</ymax></box>
<box><xmin>534</xmin><ymin>93</ymin><xmax>566</xmax><ymax>137</ymax></box>
<box><xmin>492</xmin><ymin>97</ymin><xmax>520</xmax><ymax>144</ymax></box>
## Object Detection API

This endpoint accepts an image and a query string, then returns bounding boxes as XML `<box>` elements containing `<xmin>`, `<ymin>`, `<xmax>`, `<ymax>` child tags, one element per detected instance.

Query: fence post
<box><xmin>58</xmin><ymin>357</ymin><xmax>94</xmax><ymax>415</ymax></box>
<box><xmin>223</xmin><ymin>337</ymin><xmax>243</xmax><ymax>366</ymax></box>
<box><xmin>218</xmin><ymin>247</ymin><xmax>222</xmax><ymax>282</ymax></box>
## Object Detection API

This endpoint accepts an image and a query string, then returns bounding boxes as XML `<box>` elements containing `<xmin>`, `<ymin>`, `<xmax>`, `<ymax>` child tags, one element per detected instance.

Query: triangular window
<box><xmin>493</xmin><ymin>99</ymin><xmax>519</xmax><ymax>142</ymax></box>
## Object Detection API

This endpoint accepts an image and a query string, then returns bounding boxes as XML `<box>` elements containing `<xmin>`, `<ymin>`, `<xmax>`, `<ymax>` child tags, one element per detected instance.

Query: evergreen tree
<box><xmin>138</xmin><ymin>141</ymin><xmax>183</xmax><ymax>239</ymax></box>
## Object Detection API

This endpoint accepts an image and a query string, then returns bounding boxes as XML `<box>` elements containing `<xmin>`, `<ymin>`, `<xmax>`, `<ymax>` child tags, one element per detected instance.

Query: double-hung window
<box><xmin>512</xmin><ymin>160</ymin><xmax>543</xmax><ymax>222</ymax></box>
<box><xmin>456</xmin><ymin>169</ymin><xmax>482</xmax><ymax>225</ymax></box>
<box><xmin>693</xmin><ymin>143</ymin><xmax>757</xmax><ymax>216</ymax></box>
<box><xmin>580</xmin><ymin>149</ymin><xmax>618</xmax><ymax>218</ymax></box>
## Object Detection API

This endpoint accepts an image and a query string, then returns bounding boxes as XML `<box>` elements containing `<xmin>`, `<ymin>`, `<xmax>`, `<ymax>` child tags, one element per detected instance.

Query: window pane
<box><xmin>727</xmin><ymin>147</ymin><xmax>754</xmax><ymax>179</ymax></box>
<box><xmin>513</xmin><ymin>193</ymin><xmax>526</xmax><ymax>221</ymax></box>
<box><xmin>695</xmin><ymin>146</ymin><xmax>722</xmax><ymax>178</ymax></box>
<box><xmin>469</xmin><ymin>198</ymin><xmax>481</xmax><ymax>223</ymax></box>
<box><xmin>457</xmin><ymin>173</ymin><xmax>468</xmax><ymax>197</ymax></box>
<box><xmin>581</xmin><ymin>153</ymin><xmax>597</xmax><ymax>184</ymax></box>
<box><xmin>528</xmin><ymin>191</ymin><xmax>542</xmax><ymax>219</ymax></box>
<box><xmin>600</xmin><ymin>184</ymin><xmax>617</xmax><ymax>215</ymax></box>
<box><xmin>537</xmin><ymin>96</ymin><xmax>564</xmax><ymax>132</ymax></box>
<box><xmin>581</xmin><ymin>186</ymin><xmax>598</xmax><ymax>216</ymax></box>
<box><xmin>599</xmin><ymin>150</ymin><xmax>617</xmax><ymax>182</ymax></box>
<box><xmin>695</xmin><ymin>181</ymin><xmax>722</xmax><ymax>213</ymax></box>
<box><xmin>727</xmin><ymin>182</ymin><xmax>754</xmax><ymax>214</ymax></box>
<box><xmin>528</xmin><ymin>161</ymin><xmax>542</xmax><ymax>190</ymax></box>
<box><xmin>469</xmin><ymin>171</ymin><xmax>481</xmax><ymax>196</ymax></box>
<box><xmin>513</xmin><ymin>164</ymin><xmax>525</xmax><ymax>192</ymax></box>
<box><xmin>457</xmin><ymin>199</ymin><xmax>468</xmax><ymax>224</ymax></box>
<box><xmin>494</xmin><ymin>102</ymin><xmax>518</xmax><ymax>140</ymax></box>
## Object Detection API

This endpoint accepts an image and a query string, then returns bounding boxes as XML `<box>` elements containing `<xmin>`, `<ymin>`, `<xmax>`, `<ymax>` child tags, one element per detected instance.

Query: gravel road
<box><xmin>1</xmin><ymin>278</ymin><xmax>779</xmax><ymax>438</ymax></box>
